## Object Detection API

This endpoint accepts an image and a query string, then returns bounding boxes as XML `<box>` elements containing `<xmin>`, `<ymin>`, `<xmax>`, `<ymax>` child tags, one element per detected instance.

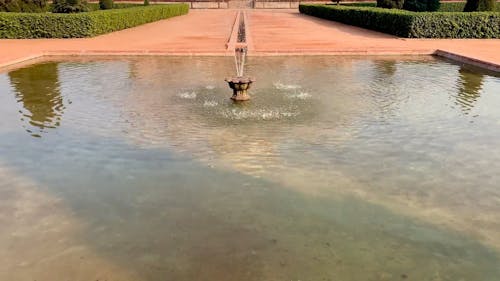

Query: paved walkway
<box><xmin>0</xmin><ymin>10</ymin><xmax>237</xmax><ymax>69</ymax></box>
<box><xmin>1</xmin><ymin>9</ymin><xmax>499</xmax><ymax>71</ymax></box>
<box><xmin>248</xmin><ymin>10</ymin><xmax>500</xmax><ymax>70</ymax></box>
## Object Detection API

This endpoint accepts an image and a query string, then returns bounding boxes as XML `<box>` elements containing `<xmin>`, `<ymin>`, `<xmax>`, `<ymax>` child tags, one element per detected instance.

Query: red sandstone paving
<box><xmin>0</xmin><ymin>10</ymin><xmax>236</xmax><ymax>68</ymax></box>
<box><xmin>1</xmin><ymin>9</ymin><xmax>499</xmax><ymax>69</ymax></box>
<box><xmin>249</xmin><ymin>10</ymin><xmax>500</xmax><ymax>63</ymax></box>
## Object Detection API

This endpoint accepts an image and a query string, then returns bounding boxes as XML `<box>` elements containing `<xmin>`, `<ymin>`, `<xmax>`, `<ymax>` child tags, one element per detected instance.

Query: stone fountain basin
<box><xmin>225</xmin><ymin>77</ymin><xmax>255</xmax><ymax>101</ymax></box>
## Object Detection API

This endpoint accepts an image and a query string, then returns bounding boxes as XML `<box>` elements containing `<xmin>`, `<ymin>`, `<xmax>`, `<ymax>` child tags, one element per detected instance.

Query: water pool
<box><xmin>0</xmin><ymin>56</ymin><xmax>499</xmax><ymax>280</ymax></box>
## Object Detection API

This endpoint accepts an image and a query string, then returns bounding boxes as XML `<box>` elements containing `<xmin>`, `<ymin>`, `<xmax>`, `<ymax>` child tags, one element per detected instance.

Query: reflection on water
<box><xmin>456</xmin><ymin>66</ymin><xmax>484</xmax><ymax>114</ymax></box>
<box><xmin>8</xmin><ymin>63</ymin><xmax>64</xmax><ymax>137</ymax></box>
<box><xmin>0</xmin><ymin>56</ymin><xmax>500</xmax><ymax>281</ymax></box>
<box><xmin>374</xmin><ymin>60</ymin><xmax>397</xmax><ymax>77</ymax></box>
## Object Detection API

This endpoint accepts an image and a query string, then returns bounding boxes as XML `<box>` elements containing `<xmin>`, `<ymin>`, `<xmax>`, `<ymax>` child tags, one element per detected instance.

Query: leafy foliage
<box><xmin>0</xmin><ymin>4</ymin><xmax>189</xmax><ymax>38</ymax></box>
<box><xmin>478</xmin><ymin>0</ymin><xmax>496</xmax><ymax>11</ymax></box>
<box><xmin>377</xmin><ymin>0</ymin><xmax>404</xmax><ymax>9</ymax></box>
<box><xmin>52</xmin><ymin>0</ymin><xmax>88</xmax><ymax>13</ymax></box>
<box><xmin>99</xmin><ymin>0</ymin><xmax>112</xmax><ymax>10</ymax></box>
<box><xmin>438</xmin><ymin>2</ymin><xmax>470</xmax><ymax>11</ymax></box>
<box><xmin>464</xmin><ymin>0</ymin><xmax>496</xmax><ymax>11</ymax></box>
<box><xmin>0</xmin><ymin>0</ymin><xmax>47</xmax><ymax>12</ymax></box>
<box><xmin>403</xmin><ymin>0</ymin><xmax>440</xmax><ymax>12</ymax></box>
<box><xmin>340</xmin><ymin>2</ymin><xmax>500</xmax><ymax>12</ymax></box>
<box><xmin>299</xmin><ymin>4</ymin><xmax>500</xmax><ymax>38</ymax></box>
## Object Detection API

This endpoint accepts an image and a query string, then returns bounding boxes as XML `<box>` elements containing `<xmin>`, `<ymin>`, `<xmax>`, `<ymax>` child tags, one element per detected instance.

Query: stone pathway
<box><xmin>248</xmin><ymin>10</ymin><xmax>500</xmax><ymax>71</ymax></box>
<box><xmin>0</xmin><ymin>9</ymin><xmax>499</xmax><ymax>71</ymax></box>
<box><xmin>0</xmin><ymin>10</ymin><xmax>237</xmax><ymax>69</ymax></box>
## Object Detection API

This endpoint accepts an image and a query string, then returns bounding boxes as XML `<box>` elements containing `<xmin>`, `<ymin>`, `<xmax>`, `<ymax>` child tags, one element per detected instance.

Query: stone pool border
<box><xmin>433</xmin><ymin>50</ymin><xmax>500</xmax><ymax>73</ymax></box>
<box><xmin>0</xmin><ymin>10</ymin><xmax>498</xmax><ymax>73</ymax></box>
<box><xmin>1</xmin><ymin>49</ymin><xmax>498</xmax><ymax>74</ymax></box>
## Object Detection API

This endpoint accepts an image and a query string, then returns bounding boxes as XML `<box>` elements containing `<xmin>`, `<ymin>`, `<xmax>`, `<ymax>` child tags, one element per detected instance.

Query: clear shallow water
<box><xmin>0</xmin><ymin>56</ymin><xmax>499</xmax><ymax>281</ymax></box>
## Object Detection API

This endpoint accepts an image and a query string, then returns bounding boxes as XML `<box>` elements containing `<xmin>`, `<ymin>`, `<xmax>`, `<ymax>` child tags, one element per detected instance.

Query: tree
<box><xmin>377</xmin><ymin>0</ymin><xmax>405</xmax><ymax>9</ymax></box>
<box><xmin>52</xmin><ymin>0</ymin><xmax>89</xmax><ymax>13</ymax></box>
<box><xmin>403</xmin><ymin>0</ymin><xmax>440</xmax><ymax>11</ymax></box>
<box><xmin>464</xmin><ymin>0</ymin><xmax>496</xmax><ymax>11</ymax></box>
<box><xmin>99</xmin><ymin>0</ymin><xmax>113</xmax><ymax>9</ymax></box>
<box><xmin>0</xmin><ymin>0</ymin><xmax>47</xmax><ymax>12</ymax></box>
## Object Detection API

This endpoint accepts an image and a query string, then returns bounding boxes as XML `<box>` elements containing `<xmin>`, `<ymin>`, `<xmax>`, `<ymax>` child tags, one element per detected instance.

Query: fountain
<box><xmin>226</xmin><ymin>47</ymin><xmax>254</xmax><ymax>101</ymax></box>
<box><xmin>225</xmin><ymin>12</ymin><xmax>254</xmax><ymax>101</ymax></box>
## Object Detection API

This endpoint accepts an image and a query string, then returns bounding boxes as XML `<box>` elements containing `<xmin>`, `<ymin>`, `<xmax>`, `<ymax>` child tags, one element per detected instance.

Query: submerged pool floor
<box><xmin>0</xmin><ymin>56</ymin><xmax>499</xmax><ymax>280</ymax></box>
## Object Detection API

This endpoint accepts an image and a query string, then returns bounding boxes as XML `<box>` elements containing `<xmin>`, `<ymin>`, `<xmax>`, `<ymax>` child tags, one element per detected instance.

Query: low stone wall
<box><xmin>158</xmin><ymin>1</ymin><xmax>297</xmax><ymax>8</ymax></box>
<box><xmin>254</xmin><ymin>1</ymin><xmax>300</xmax><ymax>8</ymax></box>
<box><xmin>191</xmin><ymin>1</ymin><xmax>228</xmax><ymax>8</ymax></box>
<box><xmin>115</xmin><ymin>0</ymin><xmax>329</xmax><ymax>8</ymax></box>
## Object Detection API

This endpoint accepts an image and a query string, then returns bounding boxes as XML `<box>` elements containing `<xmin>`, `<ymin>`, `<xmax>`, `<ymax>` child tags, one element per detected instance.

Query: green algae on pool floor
<box><xmin>0</xmin><ymin>56</ymin><xmax>499</xmax><ymax>281</ymax></box>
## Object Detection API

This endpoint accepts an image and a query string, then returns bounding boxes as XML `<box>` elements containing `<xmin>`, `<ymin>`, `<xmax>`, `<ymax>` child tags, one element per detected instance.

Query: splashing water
<box><xmin>218</xmin><ymin>108</ymin><xmax>299</xmax><ymax>120</ymax></box>
<box><xmin>274</xmin><ymin>82</ymin><xmax>302</xmax><ymax>90</ymax></box>
<box><xmin>286</xmin><ymin>92</ymin><xmax>312</xmax><ymax>100</ymax></box>
<box><xmin>203</xmin><ymin>100</ymin><xmax>218</xmax><ymax>107</ymax></box>
<box><xmin>177</xmin><ymin>91</ymin><xmax>197</xmax><ymax>99</ymax></box>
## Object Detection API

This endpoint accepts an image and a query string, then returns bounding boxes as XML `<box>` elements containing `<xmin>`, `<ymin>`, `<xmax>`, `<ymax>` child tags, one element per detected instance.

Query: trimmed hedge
<box><xmin>87</xmin><ymin>3</ymin><xmax>142</xmax><ymax>10</ymax></box>
<box><xmin>5</xmin><ymin>2</ymin><xmax>141</xmax><ymax>12</ymax></box>
<box><xmin>0</xmin><ymin>0</ymin><xmax>47</xmax><ymax>12</ymax></box>
<box><xmin>339</xmin><ymin>2</ymin><xmax>500</xmax><ymax>12</ymax></box>
<box><xmin>0</xmin><ymin>3</ymin><xmax>189</xmax><ymax>38</ymax></box>
<box><xmin>437</xmin><ymin>1</ymin><xmax>497</xmax><ymax>12</ymax></box>
<box><xmin>439</xmin><ymin>1</ymin><xmax>498</xmax><ymax>12</ymax></box>
<box><xmin>300</xmin><ymin>4</ymin><xmax>500</xmax><ymax>38</ymax></box>
<box><xmin>464</xmin><ymin>0</ymin><xmax>497</xmax><ymax>11</ymax></box>
<box><xmin>403</xmin><ymin>0</ymin><xmax>440</xmax><ymax>12</ymax></box>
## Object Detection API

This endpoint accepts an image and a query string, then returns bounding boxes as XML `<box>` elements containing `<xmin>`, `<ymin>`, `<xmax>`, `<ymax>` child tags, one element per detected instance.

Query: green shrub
<box><xmin>0</xmin><ymin>1</ymin><xmax>138</xmax><ymax>12</ymax></box>
<box><xmin>52</xmin><ymin>0</ymin><xmax>89</xmax><ymax>13</ymax></box>
<box><xmin>144</xmin><ymin>0</ymin><xmax>149</xmax><ymax>6</ymax></box>
<box><xmin>464</xmin><ymin>0</ymin><xmax>477</xmax><ymax>11</ymax></box>
<box><xmin>478</xmin><ymin>0</ymin><xmax>496</xmax><ymax>10</ymax></box>
<box><xmin>377</xmin><ymin>0</ymin><xmax>404</xmax><ymax>9</ymax></box>
<box><xmin>69</xmin><ymin>3</ymin><xmax>140</xmax><ymax>11</ymax></box>
<box><xmin>340</xmin><ymin>2</ymin><xmax>376</xmax><ymax>7</ymax></box>
<box><xmin>0</xmin><ymin>4</ymin><xmax>189</xmax><ymax>38</ymax></box>
<box><xmin>99</xmin><ymin>0</ymin><xmax>112</xmax><ymax>10</ymax></box>
<box><xmin>341</xmin><ymin>2</ymin><xmax>500</xmax><ymax>12</ymax></box>
<box><xmin>439</xmin><ymin>2</ymin><xmax>467</xmax><ymax>11</ymax></box>
<box><xmin>299</xmin><ymin>4</ymin><xmax>500</xmax><ymax>38</ymax></box>
<box><xmin>464</xmin><ymin>0</ymin><xmax>496</xmax><ymax>11</ymax></box>
<box><xmin>403</xmin><ymin>0</ymin><xmax>440</xmax><ymax>12</ymax></box>
<box><xmin>0</xmin><ymin>0</ymin><xmax>47</xmax><ymax>12</ymax></box>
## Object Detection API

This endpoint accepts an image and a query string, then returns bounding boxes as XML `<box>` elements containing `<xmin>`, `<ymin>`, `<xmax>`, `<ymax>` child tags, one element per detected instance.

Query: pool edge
<box><xmin>0</xmin><ymin>50</ymin><xmax>498</xmax><ymax>74</ymax></box>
